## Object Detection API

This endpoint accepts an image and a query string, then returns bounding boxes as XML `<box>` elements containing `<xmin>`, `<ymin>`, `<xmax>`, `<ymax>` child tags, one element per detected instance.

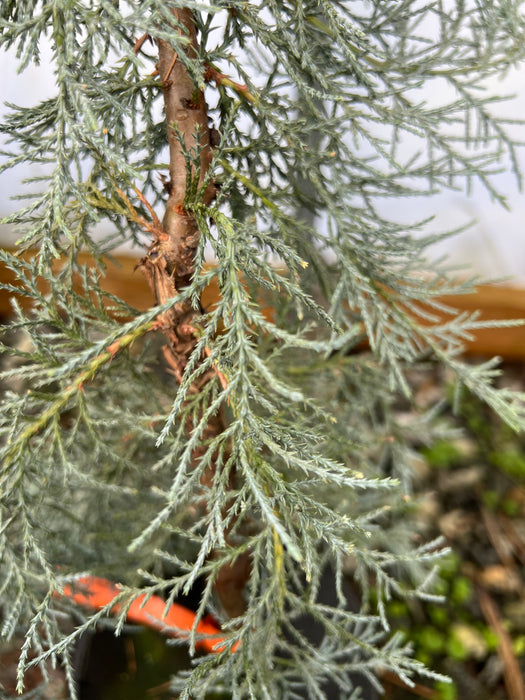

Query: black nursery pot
<box><xmin>74</xmin><ymin>626</ymin><xmax>193</xmax><ymax>700</ymax></box>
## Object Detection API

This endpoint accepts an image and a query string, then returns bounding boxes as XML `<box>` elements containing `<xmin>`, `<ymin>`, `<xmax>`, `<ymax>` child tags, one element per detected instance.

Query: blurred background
<box><xmin>1</xmin><ymin>33</ymin><xmax>525</xmax><ymax>284</ymax></box>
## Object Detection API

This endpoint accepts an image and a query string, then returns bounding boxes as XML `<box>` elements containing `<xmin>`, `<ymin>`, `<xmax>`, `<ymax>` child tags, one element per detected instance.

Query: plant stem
<box><xmin>138</xmin><ymin>8</ymin><xmax>249</xmax><ymax>619</ymax></box>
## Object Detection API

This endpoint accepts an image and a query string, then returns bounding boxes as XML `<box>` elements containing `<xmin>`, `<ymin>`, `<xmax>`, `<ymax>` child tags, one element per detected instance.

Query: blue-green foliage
<box><xmin>1</xmin><ymin>2</ymin><xmax>525</xmax><ymax>698</ymax></box>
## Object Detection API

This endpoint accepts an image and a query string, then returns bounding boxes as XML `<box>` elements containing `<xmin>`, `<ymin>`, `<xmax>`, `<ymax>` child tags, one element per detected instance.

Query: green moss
<box><xmin>446</xmin><ymin>634</ymin><xmax>469</xmax><ymax>661</ymax></box>
<box><xmin>439</xmin><ymin>551</ymin><xmax>461</xmax><ymax>579</ymax></box>
<box><xmin>450</xmin><ymin>577</ymin><xmax>472</xmax><ymax>605</ymax></box>
<box><xmin>428</xmin><ymin>605</ymin><xmax>449</xmax><ymax>627</ymax></box>
<box><xmin>490</xmin><ymin>449</ymin><xmax>525</xmax><ymax>479</ymax></box>
<box><xmin>452</xmin><ymin>390</ymin><xmax>492</xmax><ymax>443</ymax></box>
<box><xmin>513</xmin><ymin>635</ymin><xmax>525</xmax><ymax>657</ymax></box>
<box><xmin>387</xmin><ymin>600</ymin><xmax>408</xmax><ymax>618</ymax></box>
<box><xmin>435</xmin><ymin>680</ymin><xmax>457</xmax><ymax>700</ymax></box>
<box><xmin>415</xmin><ymin>649</ymin><xmax>432</xmax><ymax>666</ymax></box>
<box><xmin>501</xmin><ymin>497</ymin><xmax>521</xmax><ymax>516</ymax></box>
<box><xmin>482</xmin><ymin>627</ymin><xmax>499</xmax><ymax>652</ymax></box>
<box><xmin>418</xmin><ymin>627</ymin><xmax>445</xmax><ymax>654</ymax></box>
<box><xmin>482</xmin><ymin>489</ymin><xmax>500</xmax><ymax>511</ymax></box>
<box><xmin>421</xmin><ymin>440</ymin><xmax>462</xmax><ymax>469</ymax></box>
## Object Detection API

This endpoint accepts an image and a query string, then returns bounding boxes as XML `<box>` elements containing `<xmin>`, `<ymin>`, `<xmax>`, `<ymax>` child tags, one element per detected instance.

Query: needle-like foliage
<box><xmin>1</xmin><ymin>2</ymin><xmax>525</xmax><ymax>698</ymax></box>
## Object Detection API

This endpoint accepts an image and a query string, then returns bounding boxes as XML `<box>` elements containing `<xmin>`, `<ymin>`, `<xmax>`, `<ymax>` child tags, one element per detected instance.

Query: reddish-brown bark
<box><xmin>139</xmin><ymin>9</ymin><xmax>215</xmax><ymax>381</ymax></box>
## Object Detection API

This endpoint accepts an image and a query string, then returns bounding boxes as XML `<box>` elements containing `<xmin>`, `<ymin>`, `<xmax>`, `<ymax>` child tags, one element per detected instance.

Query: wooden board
<box><xmin>1</xmin><ymin>249</ymin><xmax>525</xmax><ymax>360</ymax></box>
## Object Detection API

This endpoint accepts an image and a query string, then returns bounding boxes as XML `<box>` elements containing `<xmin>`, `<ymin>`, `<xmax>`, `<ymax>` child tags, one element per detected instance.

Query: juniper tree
<box><xmin>1</xmin><ymin>2</ymin><xmax>525</xmax><ymax>698</ymax></box>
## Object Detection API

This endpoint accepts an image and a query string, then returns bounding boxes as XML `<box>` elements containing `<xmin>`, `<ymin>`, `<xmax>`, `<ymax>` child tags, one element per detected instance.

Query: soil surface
<box><xmin>384</xmin><ymin>360</ymin><xmax>525</xmax><ymax>700</ymax></box>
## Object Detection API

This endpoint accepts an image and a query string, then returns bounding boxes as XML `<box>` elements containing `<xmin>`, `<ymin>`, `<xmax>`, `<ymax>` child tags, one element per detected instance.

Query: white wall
<box><xmin>1</xmin><ymin>41</ymin><xmax>524</xmax><ymax>283</ymax></box>
<box><xmin>1</xmin><ymin>41</ymin><xmax>56</xmax><ymax>246</ymax></box>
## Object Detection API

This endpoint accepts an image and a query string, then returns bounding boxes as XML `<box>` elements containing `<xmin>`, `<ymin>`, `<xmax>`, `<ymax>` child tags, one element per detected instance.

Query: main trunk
<box><xmin>140</xmin><ymin>8</ymin><xmax>249</xmax><ymax>619</ymax></box>
<box><xmin>140</xmin><ymin>9</ymin><xmax>214</xmax><ymax>380</ymax></box>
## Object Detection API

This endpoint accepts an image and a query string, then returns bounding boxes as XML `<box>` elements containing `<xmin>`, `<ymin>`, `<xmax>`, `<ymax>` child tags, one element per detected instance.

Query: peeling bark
<box><xmin>156</xmin><ymin>10</ymin><xmax>215</xmax><ymax>285</ymax></box>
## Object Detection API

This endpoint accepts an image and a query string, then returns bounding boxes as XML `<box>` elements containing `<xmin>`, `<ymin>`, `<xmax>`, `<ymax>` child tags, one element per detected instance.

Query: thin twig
<box><xmin>115</xmin><ymin>187</ymin><xmax>164</xmax><ymax>239</ymax></box>
<box><xmin>477</xmin><ymin>585</ymin><xmax>525</xmax><ymax>700</ymax></box>
<box><xmin>480</xmin><ymin>505</ymin><xmax>517</xmax><ymax>569</ymax></box>
<box><xmin>163</xmin><ymin>51</ymin><xmax>179</xmax><ymax>84</ymax></box>
<box><xmin>204</xmin><ymin>63</ymin><xmax>258</xmax><ymax>105</ymax></box>
<box><xmin>500</xmin><ymin>515</ymin><xmax>525</xmax><ymax>566</ymax></box>
<box><xmin>133</xmin><ymin>33</ymin><xmax>149</xmax><ymax>55</ymax></box>
<box><xmin>132</xmin><ymin>185</ymin><xmax>162</xmax><ymax>230</ymax></box>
